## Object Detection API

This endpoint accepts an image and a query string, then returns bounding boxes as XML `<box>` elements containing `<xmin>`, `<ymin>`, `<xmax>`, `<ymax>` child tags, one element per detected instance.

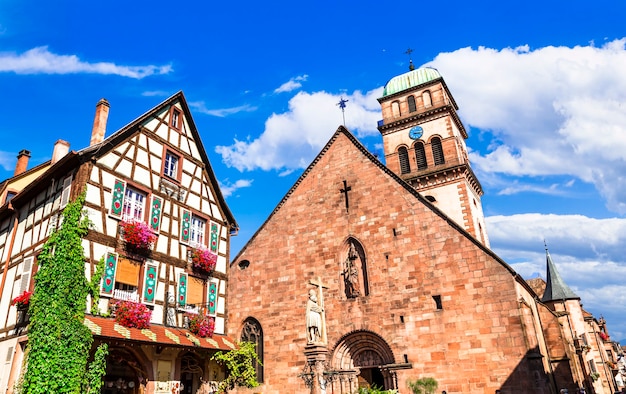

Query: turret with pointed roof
<box><xmin>541</xmin><ymin>246</ymin><xmax>579</xmax><ymax>302</ymax></box>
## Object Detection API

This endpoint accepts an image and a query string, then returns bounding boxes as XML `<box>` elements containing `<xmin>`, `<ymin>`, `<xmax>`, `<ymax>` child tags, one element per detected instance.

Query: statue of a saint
<box><xmin>306</xmin><ymin>289</ymin><xmax>323</xmax><ymax>343</ymax></box>
<box><xmin>344</xmin><ymin>242</ymin><xmax>361</xmax><ymax>298</ymax></box>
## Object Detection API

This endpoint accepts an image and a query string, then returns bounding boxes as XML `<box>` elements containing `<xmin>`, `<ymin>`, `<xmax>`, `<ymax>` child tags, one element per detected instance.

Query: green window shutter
<box><xmin>178</xmin><ymin>272</ymin><xmax>188</xmax><ymax>308</ymax></box>
<box><xmin>143</xmin><ymin>263</ymin><xmax>158</xmax><ymax>304</ymax></box>
<box><xmin>101</xmin><ymin>252</ymin><xmax>118</xmax><ymax>295</ymax></box>
<box><xmin>110</xmin><ymin>179</ymin><xmax>127</xmax><ymax>219</ymax></box>
<box><xmin>209</xmin><ymin>221</ymin><xmax>220</xmax><ymax>254</ymax></box>
<box><xmin>180</xmin><ymin>209</ymin><xmax>191</xmax><ymax>243</ymax></box>
<box><xmin>208</xmin><ymin>281</ymin><xmax>217</xmax><ymax>315</ymax></box>
<box><xmin>150</xmin><ymin>196</ymin><xmax>163</xmax><ymax>232</ymax></box>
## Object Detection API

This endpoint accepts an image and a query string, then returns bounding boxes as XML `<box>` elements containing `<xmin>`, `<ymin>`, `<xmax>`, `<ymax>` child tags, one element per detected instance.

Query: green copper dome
<box><xmin>382</xmin><ymin>67</ymin><xmax>441</xmax><ymax>97</ymax></box>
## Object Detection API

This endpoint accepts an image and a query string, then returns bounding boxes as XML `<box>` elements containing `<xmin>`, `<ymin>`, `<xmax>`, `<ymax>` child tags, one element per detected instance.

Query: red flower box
<box><xmin>120</xmin><ymin>220</ymin><xmax>156</xmax><ymax>252</ymax></box>
<box><xmin>11</xmin><ymin>290</ymin><xmax>32</xmax><ymax>308</ymax></box>
<box><xmin>111</xmin><ymin>300</ymin><xmax>152</xmax><ymax>329</ymax></box>
<box><xmin>185</xmin><ymin>312</ymin><xmax>215</xmax><ymax>338</ymax></box>
<box><xmin>191</xmin><ymin>247</ymin><xmax>217</xmax><ymax>274</ymax></box>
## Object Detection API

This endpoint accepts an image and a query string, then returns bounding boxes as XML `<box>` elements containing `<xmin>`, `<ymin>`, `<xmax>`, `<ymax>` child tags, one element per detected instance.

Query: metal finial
<box><xmin>337</xmin><ymin>97</ymin><xmax>349</xmax><ymax>126</ymax></box>
<box><xmin>405</xmin><ymin>48</ymin><xmax>415</xmax><ymax>71</ymax></box>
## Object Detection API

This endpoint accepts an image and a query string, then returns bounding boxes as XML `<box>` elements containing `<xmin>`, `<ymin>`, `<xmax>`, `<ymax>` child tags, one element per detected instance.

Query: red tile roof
<box><xmin>84</xmin><ymin>316</ymin><xmax>237</xmax><ymax>351</ymax></box>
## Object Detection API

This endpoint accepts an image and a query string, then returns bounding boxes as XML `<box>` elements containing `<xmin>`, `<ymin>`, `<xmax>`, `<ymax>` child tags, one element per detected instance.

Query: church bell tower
<box><xmin>377</xmin><ymin>64</ymin><xmax>489</xmax><ymax>246</ymax></box>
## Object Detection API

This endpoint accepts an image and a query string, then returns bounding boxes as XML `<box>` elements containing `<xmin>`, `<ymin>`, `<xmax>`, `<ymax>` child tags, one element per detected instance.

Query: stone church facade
<box><xmin>226</xmin><ymin>67</ymin><xmax>621</xmax><ymax>393</ymax></box>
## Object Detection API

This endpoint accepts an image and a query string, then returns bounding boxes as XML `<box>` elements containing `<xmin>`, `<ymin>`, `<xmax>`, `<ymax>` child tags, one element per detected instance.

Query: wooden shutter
<box><xmin>60</xmin><ymin>176</ymin><xmax>72</xmax><ymax>207</ymax></box>
<box><xmin>143</xmin><ymin>263</ymin><xmax>158</xmax><ymax>304</ymax></box>
<box><xmin>187</xmin><ymin>276</ymin><xmax>204</xmax><ymax>306</ymax></box>
<box><xmin>101</xmin><ymin>252</ymin><xmax>118</xmax><ymax>295</ymax></box>
<box><xmin>19</xmin><ymin>257</ymin><xmax>33</xmax><ymax>293</ymax></box>
<box><xmin>149</xmin><ymin>196</ymin><xmax>163</xmax><ymax>232</ymax></box>
<box><xmin>109</xmin><ymin>179</ymin><xmax>127</xmax><ymax>219</ymax></box>
<box><xmin>178</xmin><ymin>272</ymin><xmax>188</xmax><ymax>307</ymax></box>
<box><xmin>180</xmin><ymin>209</ymin><xmax>191</xmax><ymax>243</ymax></box>
<box><xmin>207</xmin><ymin>281</ymin><xmax>217</xmax><ymax>315</ymax></box>
<box><xmin>115</xmin><ymin>258</ymin><xmax>140</xmax><ymax>286</ymax></box>
<box><xmin>209</xmin><ymin>221</ymin><xmax>220</xmax><ymax>254</ymax></box>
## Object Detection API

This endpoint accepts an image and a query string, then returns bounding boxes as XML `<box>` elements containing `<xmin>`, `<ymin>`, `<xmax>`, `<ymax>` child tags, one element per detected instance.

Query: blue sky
<box><xmin>1</xmin><ymin>1</ymin><xmax>626</xmax><ymax>340</ymax></box>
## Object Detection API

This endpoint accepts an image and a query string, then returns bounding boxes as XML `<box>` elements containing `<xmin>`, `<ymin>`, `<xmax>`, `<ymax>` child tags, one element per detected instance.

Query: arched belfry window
<box><xmin>391</xmin><ymin>101</ymin><xmax>401</xmax><ymax>118</ymax></box>
<box><xmin>415</xmin><ymin>141</ymin><xmax>427</xmax><ymax>170</ymax></box>
<box><xmin>342</xmin><ymin>238</ymin><xmax>369</xmax><ymax>298</ymax></box>
<box><xmin>398</xmin><ymin>147</ymin><xmax>410</xmax><ymax>174</ymax></box>
<box><xmin>432</xmin><ymin>137</ymin><xmax>445</xmax><ymax>165</ymax></box>
<box><xmin>241</xmin><ymin>318</ymin><xmax>264</xmax><ymax>383</ymax></box>
<box><xmin>422</xmin><ymin>91</ymin><xmax>432</xmax><ymax>108</ymax></box>
<box><xmin>407</xmin><ymin>96</ymin><xmax>416</xmax><ymax>113</ymax></box>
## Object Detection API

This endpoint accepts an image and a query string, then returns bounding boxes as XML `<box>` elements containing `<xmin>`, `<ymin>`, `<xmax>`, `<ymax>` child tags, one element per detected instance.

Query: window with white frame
<box><xmin>163</xmin><ymin>151</ymin><xmax>180</xmax><ymax>180</ymax></box>
<box><xmin>190</xmin><ymin>215</ymin><xmax>206</xmax><ymax>246</ymax></box>
<box><xmin>122</xmin><ymin>187</ymin><xmax>146</xmax><ymax>221</ymax></box>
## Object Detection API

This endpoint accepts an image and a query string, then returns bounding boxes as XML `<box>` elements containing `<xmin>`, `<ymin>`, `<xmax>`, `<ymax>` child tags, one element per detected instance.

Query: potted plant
<box><xmin>191</xmin><ymin>247</ymin><xmax>217</xmax><ymax>274</ymax></box>
<box><xmin>185</xmin><ymin>312</ymin><xmax>215</xmax><ymax>338</ymax></box>
<box><xmin>111</xmin><ymin>299</ymin><xmax>152</xmax><ymax>329</ymax></box>
<box><xmin>11</xmin><ymin>290</ymin><xmax>32</xmax><ymax>310</ymax></box>
<box><xmin>120</xmin><ymin>220</ymin><xmax>156</xmax><ymax>254</ymax></box>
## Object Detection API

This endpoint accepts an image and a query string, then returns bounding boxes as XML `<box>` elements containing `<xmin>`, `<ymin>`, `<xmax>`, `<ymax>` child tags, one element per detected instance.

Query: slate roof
<box><xmin>541</xmin><ymin>249</ymin><xmax>579</xmax><ymax>302</ymax></box>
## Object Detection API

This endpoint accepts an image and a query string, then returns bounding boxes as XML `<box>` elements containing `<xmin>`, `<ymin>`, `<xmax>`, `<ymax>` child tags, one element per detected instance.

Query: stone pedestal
<box><xmin>304</xmin><ymin>344</ymin><xmax>328</xmax><ymax>394</ymax></box>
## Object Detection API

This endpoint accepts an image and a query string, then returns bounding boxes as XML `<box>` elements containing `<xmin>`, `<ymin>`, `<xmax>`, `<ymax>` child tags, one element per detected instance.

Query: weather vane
<box><xmin>405</xmin><ymin>47</ymin><xmax>415</xmax><ymax>71</ymax></box>
<box><xmin>337</xmin><ymin>97</ymin><xmax>349</xmax><ymax>126</ymax></box>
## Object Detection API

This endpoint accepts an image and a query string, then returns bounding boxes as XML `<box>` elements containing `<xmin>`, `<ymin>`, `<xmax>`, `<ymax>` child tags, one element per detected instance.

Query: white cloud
<box><xmin>274</xmin><ymin>75</ymin><xmax>309</xmax><ymax>93</ymax></box>
<box><xmin>428</xmin><ymin>39</ymin><xmax>626</xmax><ymax>213</ymax></box>
<box><xmin>0</xmin><ymin>46</ymin><xmax>172</xmax><ymax>78</ymax></box>
<box><xmin>0</xmin><ymin>151</ymin><xmax>14</xmax><ymax>172</ymax></box>
<box><xmin>142</xmin><ymin>90</ymin><xmax>171</xmax><ymax>97</ymax></box>
<box><xmin>188</xmin><ymin>101</ymin><xmax>257</xmax><ymax>117</ymax></box>
<box><xmin>215</xmin><ymin>88</ymin><xmax>383</xmax><ymax>172</ymax></box>
<box><xmin>486</xmin><ymin>212</ymin><xmax>626</xmax><ymax>339</ymax></box>
<box><xmin>219</xmin><ymin>179</ymin><xmax>253</xmax><ymax>198</ymax></box>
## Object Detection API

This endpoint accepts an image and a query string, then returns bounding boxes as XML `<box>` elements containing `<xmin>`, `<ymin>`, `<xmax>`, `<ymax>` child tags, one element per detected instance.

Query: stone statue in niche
<box><xmin>306</xmin><ymin>289</ymin><xmax>324</xmax><ymax>343</ymax></box>
<box><xmin>343</xmin><ymin>241</ymin><xmax>361</xmax><ymax>298</ymax></box>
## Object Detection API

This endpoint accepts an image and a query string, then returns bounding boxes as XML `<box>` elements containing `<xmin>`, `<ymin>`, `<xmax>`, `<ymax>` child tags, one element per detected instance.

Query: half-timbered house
<box><xmin>0</xmin><ymin>92</ymin><xmax>238</xmax><ymax>394</ymax></box>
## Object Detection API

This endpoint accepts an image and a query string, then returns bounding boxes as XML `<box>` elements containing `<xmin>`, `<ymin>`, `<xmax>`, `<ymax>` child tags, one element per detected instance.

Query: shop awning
<box><xmin>84</xmin><ymin>316</ymin><xmax>237</xmax><ymax>351</ymax></box>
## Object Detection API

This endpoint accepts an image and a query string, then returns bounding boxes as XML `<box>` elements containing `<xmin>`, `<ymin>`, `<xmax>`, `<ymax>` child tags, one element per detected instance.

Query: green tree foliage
<box><xmin>211</xmin><ymin>341</ymin><xmax>261</xmax><ymax>393</ymax></box>
<box><xmin>407</xmin><ymin>377</ymin><xmax>438</xmax><ymax>394</ymax></box>
<box><xmin>19</xmin><ymin>192</ymin><xmax>107</xmax><ymax>393</ymax></box>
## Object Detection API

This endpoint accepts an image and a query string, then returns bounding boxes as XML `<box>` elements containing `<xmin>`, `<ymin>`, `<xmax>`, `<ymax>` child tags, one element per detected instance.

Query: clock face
<box><xmin>409</xmin><ymin>126</ymin><xmax>423</xmax><ymax>140</ymax></box>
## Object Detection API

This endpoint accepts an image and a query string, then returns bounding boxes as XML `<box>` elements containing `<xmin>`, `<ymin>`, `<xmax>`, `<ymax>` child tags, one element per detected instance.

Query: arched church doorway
<box><xmin>330</xmin><ymin>331</ymin><xmax>397</xmax><ymax>392</ymax></box>
<box><xmin>102</xmin><ymin>347</ymin><xmax>148</xmax><ymax>394</ymax></box>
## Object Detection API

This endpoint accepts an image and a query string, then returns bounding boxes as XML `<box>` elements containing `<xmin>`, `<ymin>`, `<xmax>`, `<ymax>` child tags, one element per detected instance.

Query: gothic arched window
<box><xmin>241</xmin><ymin>318</ymin><xmax>264</xmax><ymax>383</ymax></box>
<box><xmin>432</xmin><ymin>137</ymin><xmax>445</xmax><ymax>165</ymax></box>
<box><xmin>407</xmin><ymin>95</ymin><xmax>416</xmax><ymax>113</ymax></box>
<box><xmin>415</xmin><ymin>141</ymin><xmax>427</xmax><ymax>170</ymax></box>
<box><xmin>398</xmin><ymin>147</ymin><xmax>410</xmax><ymax>174</ymax></box>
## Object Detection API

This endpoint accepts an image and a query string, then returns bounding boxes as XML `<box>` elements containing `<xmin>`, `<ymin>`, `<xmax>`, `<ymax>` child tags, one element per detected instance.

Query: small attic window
<box><xmin>425</xmin><ymin>195</ymin><xmax>436</xmax><ymax>203</ymax></box>
<box><xmin>170</xmin><ymin>108</ymin><xmax>182</xmax><ymax>130</ymax></box>
<box><xmin>433</xmin><ymin>295</ymin><xmax>442</xmax><ymax>310</ymax></box>
<box><xmin>238</xmin><ymin>260</ymin><xmax>250</xmax><ymax>270</ymax></box>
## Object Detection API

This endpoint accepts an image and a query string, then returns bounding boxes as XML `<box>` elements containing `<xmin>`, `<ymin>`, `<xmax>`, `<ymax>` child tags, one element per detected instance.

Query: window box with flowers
<box><xmin>190</xmin><ymin>247</ymin><xmax>217</xmax><ymax>275</ymax></box>
<box><xmin>11</xmin><ymin>290</ymin><xmax>32</xmax><ymax>310</ymax></box>
<box><xmin>598</xmin><ymin>331</ymin><xmax>609</xmax><ymax>342</ymax></box>
<box><xmin>110</xmin><ymin>299</ymin><xmax>152</xmax><ymax>329</ymax></box>
<box><xmin>120</xmin><ymin>220</ymin><xmax>157</xmax><ymax>256</ymax></box>
<box><xmin>185</xmin><ymin>312</ymin><xmax>215</xmax><ymax>338</ymax></box>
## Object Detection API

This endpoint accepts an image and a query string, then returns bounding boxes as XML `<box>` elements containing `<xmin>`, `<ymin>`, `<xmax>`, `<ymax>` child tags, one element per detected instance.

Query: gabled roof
<box><xmin>0</xmin><ymin>92</ymin><xmax>237</xmax><ymax>232</ymax></box>
<box><xmin>541</xmin><ymin>248</ymin><xmax>579</xmax><ymax>302</ymax></box>
<box><xmin>232</xmin><ymin>126</ymin><xmax>537</xmax><ymax>294</ymax></box>
<box><xmin>80</xmin><ymin>91</ymin><xmax>237</xmax><ymax>232</ymax></box>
